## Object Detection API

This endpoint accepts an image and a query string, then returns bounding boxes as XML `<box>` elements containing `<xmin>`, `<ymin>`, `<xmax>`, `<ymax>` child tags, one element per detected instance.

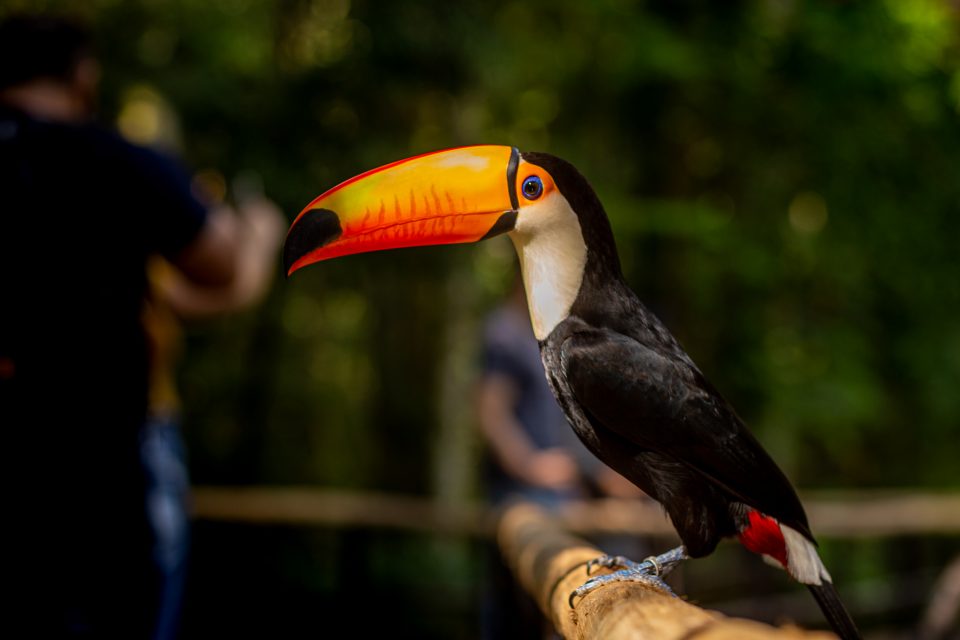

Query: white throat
<box><xmin>509</xmin><ymin>193</ymin><xmax>588</xmax><ymax>340</ymax></box>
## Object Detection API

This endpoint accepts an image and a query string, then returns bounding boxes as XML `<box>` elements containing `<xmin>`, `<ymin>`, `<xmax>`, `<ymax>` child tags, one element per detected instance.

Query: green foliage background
<box><xmin>4</xmin><ymin>0</ymin><xmax>959</xmax><ymax>636</ymax></box>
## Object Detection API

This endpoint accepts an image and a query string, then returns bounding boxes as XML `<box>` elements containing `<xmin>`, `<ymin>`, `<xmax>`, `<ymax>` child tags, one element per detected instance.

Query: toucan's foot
<box><xmin>569</xmin><ymin>546</ymin><xmax>688</xmax><ymax>608</ymax></box>
<box><xmin>569</xmin><ymin>569</ymin><xmax>674</xmax><ymax>607</ymax></box>
<box><xmin>585</xmin><ymin>555</ymin><xmax>643</xmax><ymax>574</ymax></box>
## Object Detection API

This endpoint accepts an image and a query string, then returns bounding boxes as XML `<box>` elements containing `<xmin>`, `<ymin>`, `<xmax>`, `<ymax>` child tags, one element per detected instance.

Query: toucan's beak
<box><xmin>284</xmin><ymin>145</ymin><xmax>520</xmax><ymax>276</ymax></box>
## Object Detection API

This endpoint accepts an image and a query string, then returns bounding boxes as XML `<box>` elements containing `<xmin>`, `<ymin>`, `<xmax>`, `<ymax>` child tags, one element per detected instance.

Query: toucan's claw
<box><xmin>586</xmin><ymin>555</ymin><xmax>642</xmax><ymax>575</ymax></box>
<box><xmin>569</xmin><ymin>546</ymin><xmax>689</xmax><ymax>608</ymax></box>
<box><xmin>569</xmin><ymin>569</ymin><xmax>676</xmax><ymax>608</ymax></box>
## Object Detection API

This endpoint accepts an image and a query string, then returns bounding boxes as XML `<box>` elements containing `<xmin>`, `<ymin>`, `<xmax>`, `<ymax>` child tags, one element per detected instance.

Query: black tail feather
<box><xmin>808</xmin><ymin>582</ymin><xmax>862</xmax><ymax>640</ymax></box>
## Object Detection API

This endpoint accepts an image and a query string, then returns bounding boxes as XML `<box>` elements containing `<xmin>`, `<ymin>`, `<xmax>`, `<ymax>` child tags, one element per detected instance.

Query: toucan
<box><xmin>283</xmin><ymin>145</ymin><xmax>861</xmax><ymax>639</ymax></box>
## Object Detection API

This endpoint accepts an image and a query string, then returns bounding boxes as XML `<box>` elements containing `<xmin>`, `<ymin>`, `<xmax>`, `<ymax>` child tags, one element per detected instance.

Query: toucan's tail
<box><xmin>808</xmin><ymin>582</ymin><xmax>862</xmax><ymax>640</ymax></box>
<box><xmin>739</xmin><ymin>513</ymin><xmax>862</xmax><ymax>638</ymax></box>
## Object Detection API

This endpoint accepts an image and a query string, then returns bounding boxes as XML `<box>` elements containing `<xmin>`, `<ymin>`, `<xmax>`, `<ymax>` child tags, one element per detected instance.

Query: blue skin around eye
<box><xmin>522</xmin><ymin>176</ymin><xmax>543</xmax><ymax>200</ymax></box>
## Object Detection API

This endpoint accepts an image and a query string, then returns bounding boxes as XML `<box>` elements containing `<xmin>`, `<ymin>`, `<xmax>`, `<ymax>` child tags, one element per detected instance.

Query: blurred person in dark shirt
<box><xmin>0</xmin><ymin>14</ymin><xmax>279</xmax><ymax>637</ymax></box>
<box><xmin>476</xmin><ymin>274</ymin><xmax>642</xmax><ymax>508</ymax></box>
<box><xmin>139</xmin><ymin>174</ymin><xmax>283</xmax><ymax>640</ymax></box>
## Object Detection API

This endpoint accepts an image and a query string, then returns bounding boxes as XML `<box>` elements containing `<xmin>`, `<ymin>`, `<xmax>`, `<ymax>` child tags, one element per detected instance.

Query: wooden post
<box><xmin>497</xmin><ymin>501</ymin><xmax>837</xmax><ymax>640</ymax></box>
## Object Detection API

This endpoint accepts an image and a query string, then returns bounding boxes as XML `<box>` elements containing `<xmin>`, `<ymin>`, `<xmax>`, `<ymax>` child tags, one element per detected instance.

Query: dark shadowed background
<box><xmin>4</xmin><ymin>0</ymin><xmax>959</xmax><ymax>637</ymax></box>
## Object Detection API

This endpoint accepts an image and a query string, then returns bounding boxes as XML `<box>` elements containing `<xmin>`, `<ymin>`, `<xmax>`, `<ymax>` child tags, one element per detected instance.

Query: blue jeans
<box><xmin>140</xmin><ymin>415</ymin><xmax>191</xmax><ymax>640</ymax></box>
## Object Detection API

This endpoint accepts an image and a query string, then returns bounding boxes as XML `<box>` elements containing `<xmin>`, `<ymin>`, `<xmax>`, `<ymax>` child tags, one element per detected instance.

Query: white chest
<box><xmin>509</xmin><ymin>194</ymin><xmax>587</xmax><ymax>340</ymax></box>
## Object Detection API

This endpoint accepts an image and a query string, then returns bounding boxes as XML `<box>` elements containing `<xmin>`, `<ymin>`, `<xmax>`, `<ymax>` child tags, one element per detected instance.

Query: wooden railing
<box><xmin>190</xmin><ymin>486</ymin><xmax>960</xmax><ymax>538</ymax></box>
<box><xmin>497</xmin><ymin>501</ymin><xmax>837</xmax><ymax>640</ymax></box>
<box><xmin>189</xmin><ymin>487</ymin><xmax>959</xmax><ymax>638</ymax></box>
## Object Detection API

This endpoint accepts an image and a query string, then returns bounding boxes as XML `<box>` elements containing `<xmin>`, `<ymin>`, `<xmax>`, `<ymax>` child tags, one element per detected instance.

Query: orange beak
<box><xmin>284</xmin><ymin>145</ymin><xmax>520</xmax><ymax>276</ymax></box>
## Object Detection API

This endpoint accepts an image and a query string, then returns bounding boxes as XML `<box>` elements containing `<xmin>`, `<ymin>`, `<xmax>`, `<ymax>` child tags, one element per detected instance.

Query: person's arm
<box><xmin>476</xmin><ymin>373</ymin><xmax>580</xmax><ymax>490</ymax></box>
<box><xmin>170</xmin><ymin>204</ymin><xmax>241</xmax><ymax>289</ymax></box>
<box><xmin>162</xmin><ymin>197</ymin><xmax>284</xmax><ymax>318</ymax></box>
<box><xmin>593</xmin><ymin>466</ymin><xmax>648</xmax><ymax>498</ymax></box>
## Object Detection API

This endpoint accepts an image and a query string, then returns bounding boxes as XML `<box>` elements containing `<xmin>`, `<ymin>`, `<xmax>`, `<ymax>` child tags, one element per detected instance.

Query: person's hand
<box><xmin>595</xmin><ymin>467</ymin><xmax>647</xmax><ymax>498</ymax></box>
<box><xmin>522</xmin><ymin>448</ymin><xmax>580</xmax><ymax>490</ymax></box>
<box><xmin>163</xmin><ymin>194</ymin><xmax>285</xmax><ymax>317</ymax></box>
<box><xmin>237</xmin><ymin>197</ymin><xmax>285</xmax><ymax>254</ymax></box>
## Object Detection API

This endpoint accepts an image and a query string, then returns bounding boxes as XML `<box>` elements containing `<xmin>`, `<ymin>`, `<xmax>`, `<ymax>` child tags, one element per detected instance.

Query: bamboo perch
<box><xmin>497</xmin><ymin>501</ymin><xmax>837</xmax><ymax>640</ymax></box>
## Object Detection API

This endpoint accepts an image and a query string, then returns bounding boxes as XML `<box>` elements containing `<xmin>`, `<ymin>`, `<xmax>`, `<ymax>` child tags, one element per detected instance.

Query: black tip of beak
<box><xmin>283</xmin><ymin>208</ymin><xmax>343</xmax><ymax>277</ymax></box>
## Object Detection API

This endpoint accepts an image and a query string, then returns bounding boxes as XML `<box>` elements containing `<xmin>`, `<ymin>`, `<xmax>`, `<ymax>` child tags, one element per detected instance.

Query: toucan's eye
<box><xmin>521</xmin><ymin>175</ymin><xmax>544</xmax><ymax>201</ymax></box>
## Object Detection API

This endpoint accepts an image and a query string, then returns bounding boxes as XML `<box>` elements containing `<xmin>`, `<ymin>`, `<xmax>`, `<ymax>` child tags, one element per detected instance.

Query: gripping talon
<box><xmin>569</xmin><ymin>546</ymin><xmax>689</xmax><ymax>608</ymax></box>
<box><xmin>569</xmin><ymin>569</ymin><xmax>676</xmax><ymax>608</ymax></box>
<box><xmin>585</xmin><ymin>554</ymin><xmax>637</xmax><ymax>575</ymax></box>
<box><xmin>568</xmin><ymin>586</ymin><xmax>581</xmax><ymax>608</ymax></box>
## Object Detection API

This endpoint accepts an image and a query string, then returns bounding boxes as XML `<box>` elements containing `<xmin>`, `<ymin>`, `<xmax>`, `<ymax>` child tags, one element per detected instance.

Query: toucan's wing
<box><xmin>560</xmin><ymin>327</ymin><xmax>812</xmax><ymax>539</ymax></box>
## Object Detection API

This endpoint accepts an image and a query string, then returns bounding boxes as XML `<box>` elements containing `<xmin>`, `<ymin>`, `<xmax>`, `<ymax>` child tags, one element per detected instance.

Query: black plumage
<box><xmin>525</xmin><ymin>152</ymin><xmax>811</xmax><ymax>555</ymax></box>
<box><xmin>524</xmin><ymin>152</ymin><xmax>860</xmax><ymax>639</ymax></box>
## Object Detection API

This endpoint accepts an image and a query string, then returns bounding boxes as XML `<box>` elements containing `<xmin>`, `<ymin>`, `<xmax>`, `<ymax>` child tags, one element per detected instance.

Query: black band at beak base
<box><xmin>506</xmin><ymin>147</ymin><xmax>520</xmax><ymax>211</ymax></box>
<box><xmin>480</xmin><ymin>210</ymin><xmax>518</xmax><ymax>240</ymax></box>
